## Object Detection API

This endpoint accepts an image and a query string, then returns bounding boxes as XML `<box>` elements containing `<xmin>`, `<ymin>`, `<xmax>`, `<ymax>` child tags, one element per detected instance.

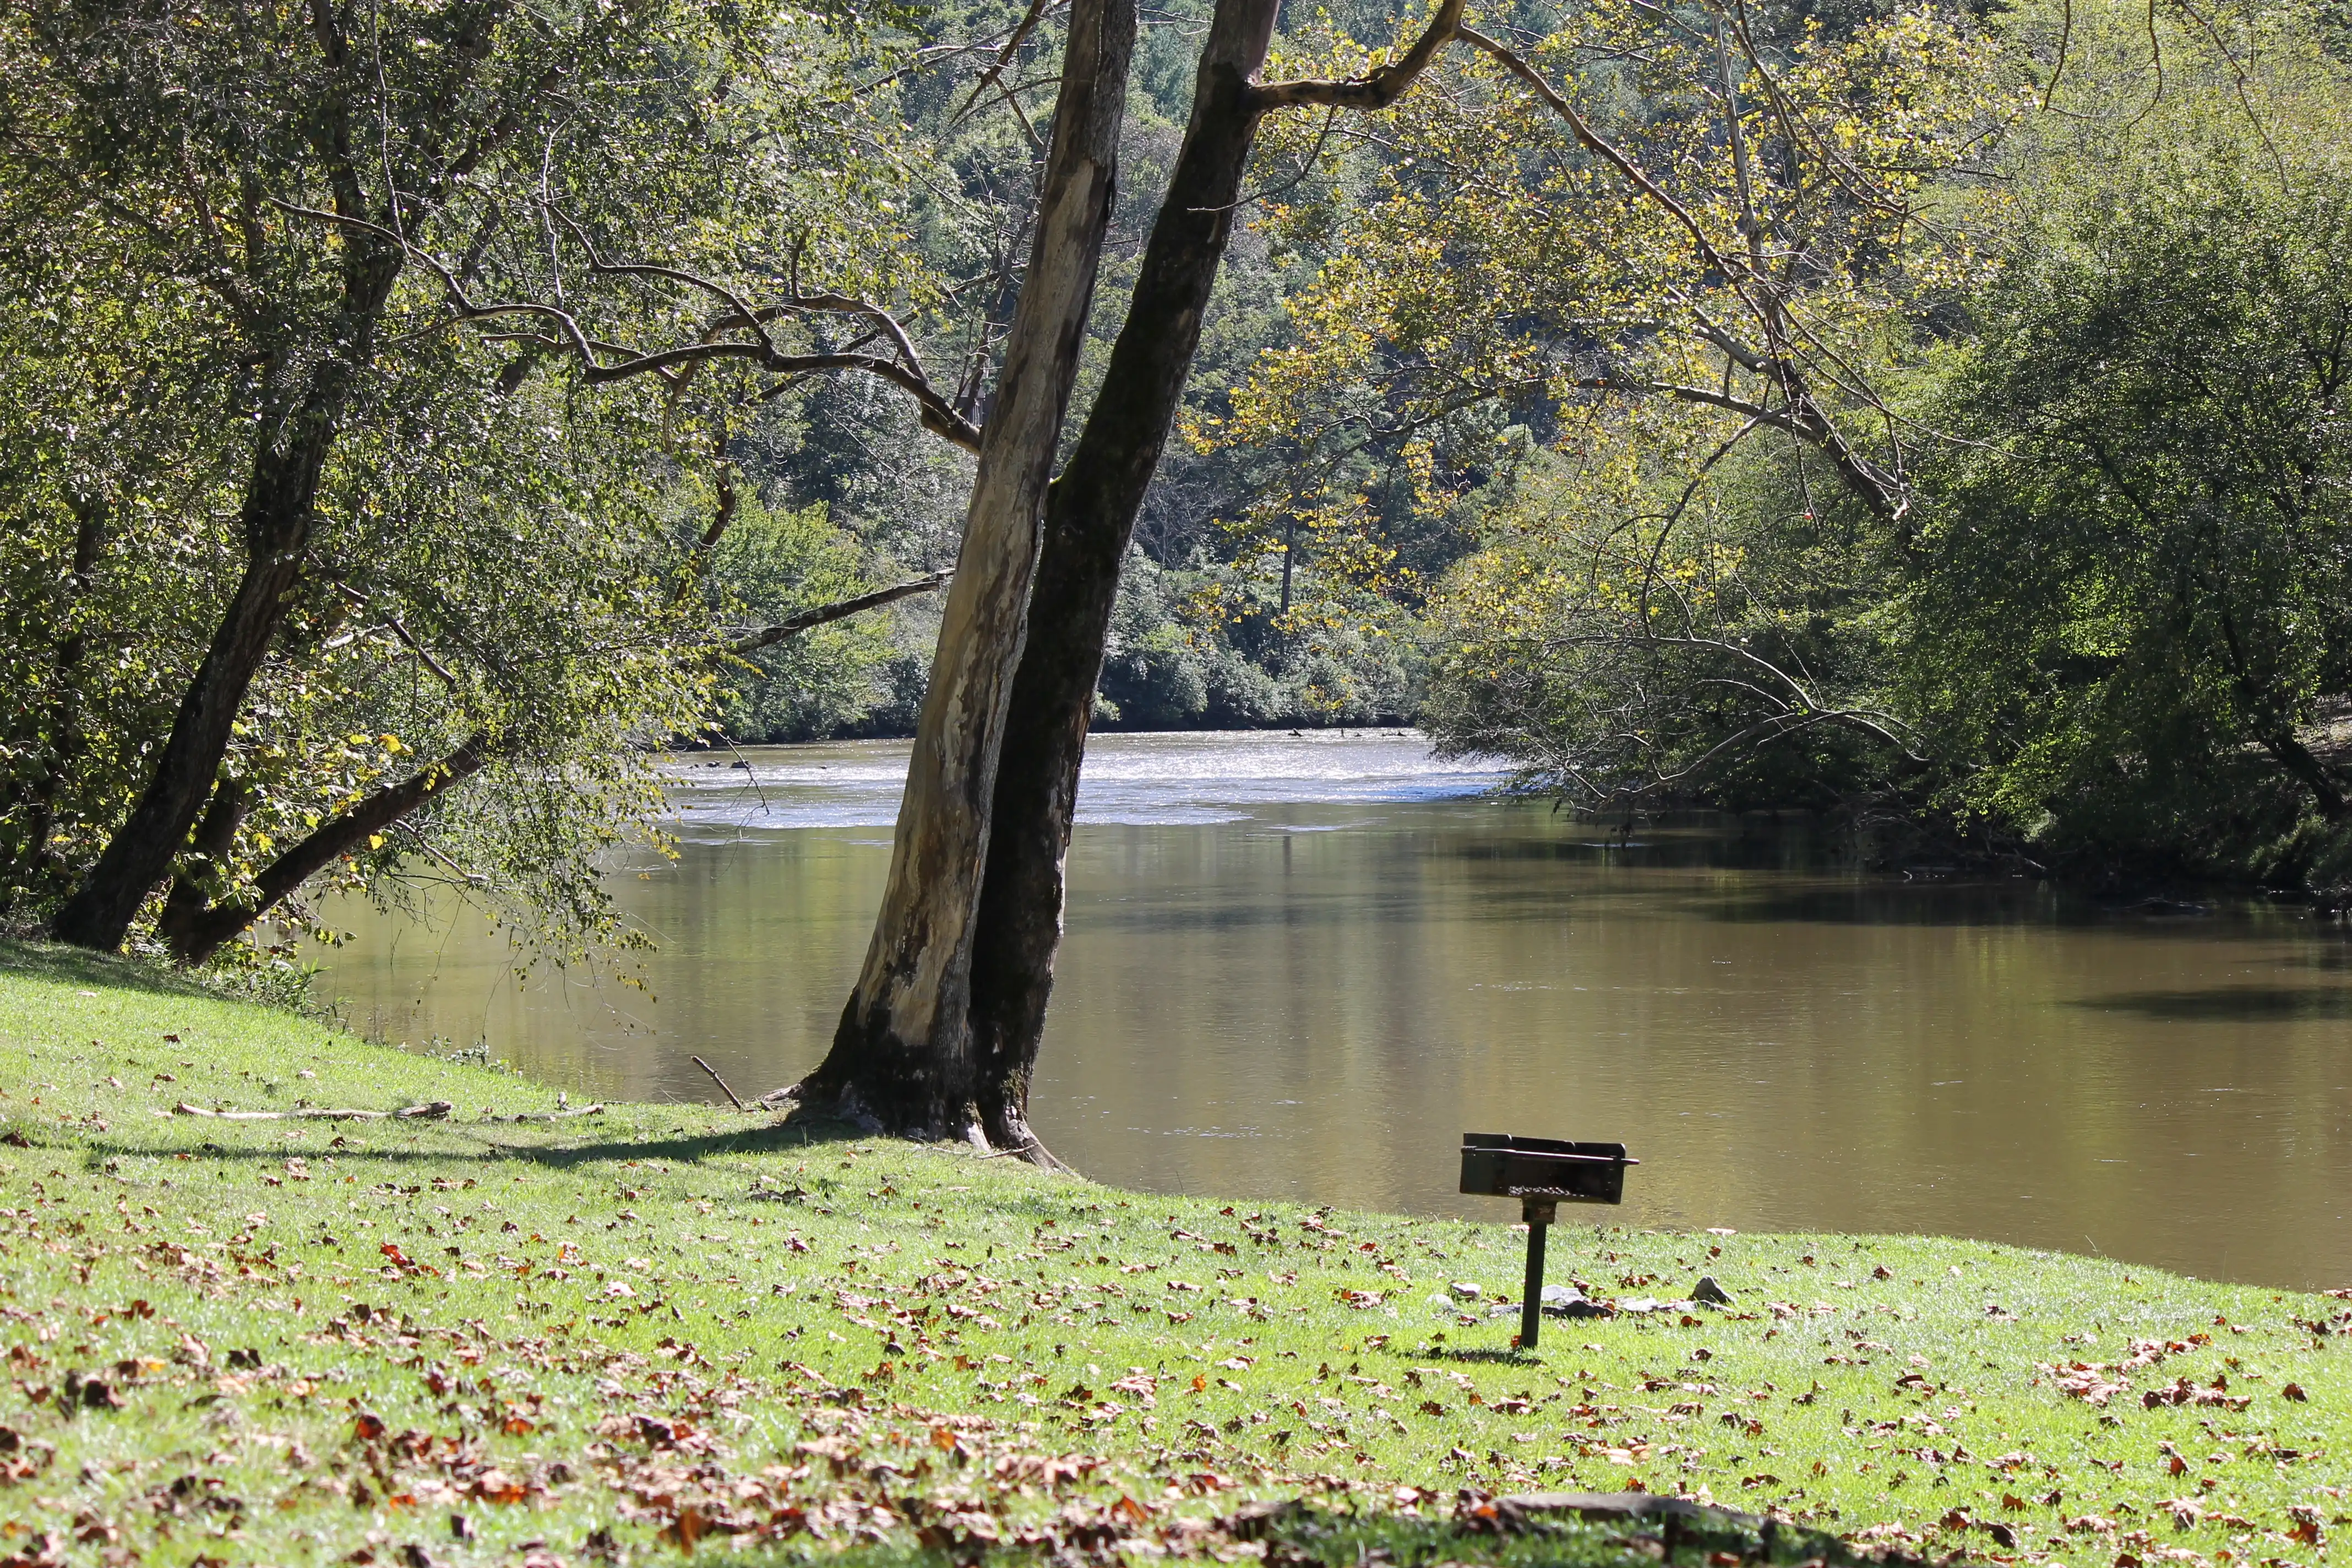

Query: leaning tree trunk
<box><xmin>160</xmin><ymin>734</ymin><xmax>490</xmax><ymax>966</ymax></box>
<box><xmin>796</xmin><ymin>0</ymin><xmax>1137</xmax><ymax>1139</ymax></box>
<box><xmin>963</xmin><ymin>0</ymin><xmax>1286</xmax><ymax>1159</ymax></box>
<box><xmin>49</xmin><ymin>245</ymin><xmax>404</xmax><ymax>952</ymax></box>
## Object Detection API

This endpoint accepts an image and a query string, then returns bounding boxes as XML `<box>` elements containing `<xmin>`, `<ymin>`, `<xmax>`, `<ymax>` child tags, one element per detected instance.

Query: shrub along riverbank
<box><xmin>0</xmin><ymin>941</ymin><xmax>2344</xmax><ymax>1568</ymax></box>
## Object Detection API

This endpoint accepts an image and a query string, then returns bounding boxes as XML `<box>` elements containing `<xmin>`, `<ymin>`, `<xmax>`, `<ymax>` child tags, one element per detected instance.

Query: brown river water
<box><xmin>310</xmin><ymin>731</ymin><xmax>2352</xmax><ymax>1292</ymax></box>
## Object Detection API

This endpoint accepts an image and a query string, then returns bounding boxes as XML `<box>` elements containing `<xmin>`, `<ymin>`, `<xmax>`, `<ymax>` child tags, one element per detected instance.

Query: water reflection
<box><xmin>312</xmin><ymin>733</ymin><xmax>2352</xmax><ymax>1291</ymax></box>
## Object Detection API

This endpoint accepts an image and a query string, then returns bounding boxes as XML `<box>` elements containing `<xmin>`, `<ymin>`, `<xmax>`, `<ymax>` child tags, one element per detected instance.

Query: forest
<box><xmin>3</xmin><ymin>0</ymin><xmax>2350</xmax><ymax>996</ymax></box>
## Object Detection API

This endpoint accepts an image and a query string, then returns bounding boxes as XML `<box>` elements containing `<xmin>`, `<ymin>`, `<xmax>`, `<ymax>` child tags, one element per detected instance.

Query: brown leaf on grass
<box><xmin>2142</xmin><ymin>1378</ymin><xmax>2251</xmax><ymax>1411</ymax></box>
<box><xmin>0</xmin><ymin>1421</ymin><xmax>54</xmax><ymax>1473</ymax></box>
<box><xmin>657</xmin><ymin>1505</ymin><xmax>725</xmax><ymax>1550</ymax></box>
<box><xmin>0</xmin><ymin>1527</ymin><xmax>67</xmax><ymax>1567</ymax></box>
<box><xmin>2050</xmin><ymin>1368</ymin><xmax>2127</xmax><ymax>1406</ymax></box>
<box><xmin>2280</xmin><ymin>1381</ymin><xmax>2307</xmax><ymax>1402</ymax></box>
<box><xmin>59</xmin><ymin>1370</ymin><xmax>124</xmax><ymax>1411</ymax></box>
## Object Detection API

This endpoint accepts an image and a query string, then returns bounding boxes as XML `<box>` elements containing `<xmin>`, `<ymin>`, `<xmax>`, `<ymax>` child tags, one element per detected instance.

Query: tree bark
<box><xmin>153</xmin><ymin>776</ymin><xmax>254</xmax><ymax>956</ymax></box>
<box><xmin>2258</xmin><ymin>730</ymin><xmax>2348</xmax><ymax>823</ymax></box>
<box><xmin>963</xmin><ymin>0</ymin><xmax>1286</xmax><ymax>1159</ymax></box>
<box><xmin>48</xmin><ymin>239</ymin><xmax>404</xmax><ymax>952</ymax></box>
<box><xmin>795</xmin><ymin>0</ymin><xmax>1136</xmax><ymax>1138</ymax></box>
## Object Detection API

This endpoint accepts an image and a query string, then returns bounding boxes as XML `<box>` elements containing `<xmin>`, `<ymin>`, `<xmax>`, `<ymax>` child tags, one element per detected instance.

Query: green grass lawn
<box><xmin>0</xmin><ymin>939</ymin><xmax>2344</xmax><ymax>1568</ymax></box>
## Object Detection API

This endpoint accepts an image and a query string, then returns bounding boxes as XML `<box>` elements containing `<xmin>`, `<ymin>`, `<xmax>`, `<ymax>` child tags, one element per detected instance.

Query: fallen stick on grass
<box><xmin>173</xmin><ymin>1099</ymin><xmax>455</xmax><ymax>1121</ymax></box>
<box><xmin>690</xmin><ymin>1055</ymin><xmax>748</xmax><ymax>1111</ymax></box>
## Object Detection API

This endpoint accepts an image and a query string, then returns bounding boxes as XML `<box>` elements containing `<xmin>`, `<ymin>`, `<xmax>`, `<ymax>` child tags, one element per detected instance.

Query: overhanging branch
<box><xmin>724</xmin><ymin>569</ymin><xmax>955</xmax><ymax>655</ymax></box>
<box><xmin>1252</xmin><ymin>0</ymin><xmax>1466</xmax><ymax>110</ymax></box>
<box><xmin>267</xmin><ymin>198</ymin><xmax>983</xmax><ymax>453</ymax></box>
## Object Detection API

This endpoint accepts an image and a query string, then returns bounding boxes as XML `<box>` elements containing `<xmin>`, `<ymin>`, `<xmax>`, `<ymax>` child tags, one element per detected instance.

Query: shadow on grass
<box><xmin>79</xmin><ymin>1113</ymin><xmax>870</xmax><ymax>1168</ymax></box>
<box><xmin>0</xmin><ymin>937</ymin><xmax>217</xmax><ymax>1000</ymax></box>
<box><xmin>683</xmin><ymin>1496</ymin><xmax>1919</xmax><ymax>1568</ymax></box>
<box><xmin>1406</xmin><ymin>1346</ymin><xmax>1544</xmax><ymax>1365</ymax></box>
<box><xmin>77</xmin><ymin>1112</ymin><xmax>1095</xmax><ymax>1228</ymax></box>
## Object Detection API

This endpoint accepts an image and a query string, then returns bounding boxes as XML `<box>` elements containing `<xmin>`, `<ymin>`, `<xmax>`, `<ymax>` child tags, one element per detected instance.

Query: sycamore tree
<box><xmin>9</xmin><ymin>0</ymin><xmax>2068</xmax><ymax>1153</ymax></box>
<box><xmin>798</xmin><ymin>0</ymin><xmax>1473</xmax><ymax>1153</ymax></box>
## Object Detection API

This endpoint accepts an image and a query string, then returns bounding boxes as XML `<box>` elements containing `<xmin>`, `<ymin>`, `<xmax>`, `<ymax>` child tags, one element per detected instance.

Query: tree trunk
<box><xmin>796</xmin><ymin>0</ymin><xmax>1137</xmax><ymax>1138</ymax></box>
<box><xmin>2259</xmin><ymin>730</ymin><xmax>2348</xmax><ymax>823</ymax></box>
<box><xmin>47</xmin><ymin>244</ymin><xmax>403</xmax><ymax>952</ymax></box>
<box><xmin>153</xmin><ymin>777</ymin><xmax>254</xmax><ymax>956</ymax></box>
<box><xmin>164</xmin><ymin>734</ymin><xmax>490</xmax><ymax>966</ymax></box>
<box><xmin>965</xmin><ymin>0</ymin><xmax>1284</xmax><ymax>1157</ymax></box>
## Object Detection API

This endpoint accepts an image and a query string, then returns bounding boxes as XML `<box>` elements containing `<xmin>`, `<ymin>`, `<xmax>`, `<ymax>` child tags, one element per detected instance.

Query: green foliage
<box><xmin>1096</xmin><ymin>551</ymin><xmax>1420</xmax><ymax>729</ymax></box>
<box><xmin>1423</xmin><ymin>411</ymin><xmax>1915</xmax><ymax>809</ymax></box>
<box><xmin>1388</xmin><ymin>0</ymin><xmax>2352</xmax><ymax>886</ymax></box>
<box><xmin>708</xmin><ymin>499</ymin><xmax>918</xmax><ymax>743</ymax></box>
<box><xmin>1901</xmin><ymin>1</ymin><xmax>2352</xmax><ymax>881</ymax></box>
<box><xmin>0</xmin><ymin>0</ymin><xmax>960</xmax><ymax>954</ymax></box>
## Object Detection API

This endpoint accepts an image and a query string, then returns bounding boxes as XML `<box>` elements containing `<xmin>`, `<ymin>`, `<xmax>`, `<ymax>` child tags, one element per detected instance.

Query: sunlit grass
<box><xmin>0</xmin><ymin>939</ymin><xmax>2343</xmax><ymax>1567</ymax></box>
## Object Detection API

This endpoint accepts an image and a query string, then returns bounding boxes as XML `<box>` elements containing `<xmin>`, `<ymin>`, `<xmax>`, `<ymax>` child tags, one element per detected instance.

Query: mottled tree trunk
<box><xmin>796</xmin><ymin>0</ymin><xmax>1137</xmax><ymax>1138</ymax></box>
<box><xmin>963</xmin><ymin>0</ymin><xmax>1284</xmax><ymax>1160</ymax></box>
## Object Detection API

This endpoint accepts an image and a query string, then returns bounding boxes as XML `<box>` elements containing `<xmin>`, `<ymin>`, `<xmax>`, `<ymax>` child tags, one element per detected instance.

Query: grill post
<box><xmin>1518</xmin><ymin>1196</ymin><xmax>1556</xmax><ymax>1349</ymax></box>
<box><xmin>1458</xmin><ymin>1132</ymin><xmax>1635</xmax><ymax>1354</ymax></box>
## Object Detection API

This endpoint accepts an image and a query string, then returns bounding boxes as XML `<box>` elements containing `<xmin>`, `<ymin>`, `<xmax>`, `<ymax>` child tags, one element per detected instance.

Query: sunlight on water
<box><xmin>663</xmin><ymin>729</ymin><xmax>1511</xmax><ymax>829</ymax></box>
<box><xmin>312</xmin><ymin>731</ymin><xmax>2352</xmax><ymax>1291</ymax></box>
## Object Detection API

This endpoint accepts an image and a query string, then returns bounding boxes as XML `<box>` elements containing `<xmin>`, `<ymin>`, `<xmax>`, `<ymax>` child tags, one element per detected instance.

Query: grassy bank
<box><xmin>0</xmin><ymin>941</ymin><xmax>2344</xmax><ymax>1568</ymax></box>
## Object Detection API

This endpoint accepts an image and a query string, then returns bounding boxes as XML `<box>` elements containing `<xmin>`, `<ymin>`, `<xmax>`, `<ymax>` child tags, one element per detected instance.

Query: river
<box><xmin>312</xmin><ymin>731</ymin><xmax>2352</xmax><ymax>1291</ymax></box>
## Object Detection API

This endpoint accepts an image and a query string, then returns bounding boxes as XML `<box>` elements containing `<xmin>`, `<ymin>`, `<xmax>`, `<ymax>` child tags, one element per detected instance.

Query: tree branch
<box><xmin>1455</xmin><ymin>26</ymin><xmax>1742</xmax><ymax>285</ymax></box>
<box><xmin>266</xmin><ymin>199</ymin><xmax>984</xmax><ymax>452</ymax></box>
<box><xmin>1252</xmin><ymin>0</ymin><xmax>1466</xmax><ymax>110</ymax></box>
<box><xmin>723</xmin><ymin>570</ymin><xmax>954</xmax><ymax>656</ymax></box>
<box><xmin>166</xmin><ymin>734</ymin><xmax>493</xmax><ymax>966</ymax></box>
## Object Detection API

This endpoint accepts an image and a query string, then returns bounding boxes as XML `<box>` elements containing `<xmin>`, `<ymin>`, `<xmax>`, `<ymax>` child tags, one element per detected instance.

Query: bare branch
<box><xmin>953</xmin><ymin>0</ymin><xmax>1066</xmax><ymax>122</ymax></box>
<box><xmin>331</xmin><ymin>582</ymin><xmax>460</xmax><ymax>686</ymax></box>
<box><xmin>265</xmin><ymin>198</ymin><xmax>983</xmax><ymax>451</ymax></box>
<box><xmin>723</xmin><ymin>570</ymin><xmax>955</xmax><ymax>655</ymax></box>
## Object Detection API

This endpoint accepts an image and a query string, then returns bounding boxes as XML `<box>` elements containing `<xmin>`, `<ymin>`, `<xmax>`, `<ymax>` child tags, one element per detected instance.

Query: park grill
<box><xmin>1459</xmin><ymin>1131</ymin><xmax>1636</xmax><ymax>1350</ymax></box>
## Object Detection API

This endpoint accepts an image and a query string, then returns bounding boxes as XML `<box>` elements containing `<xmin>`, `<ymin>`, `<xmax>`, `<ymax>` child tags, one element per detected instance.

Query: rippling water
<box><xmin>313</xmin><ymin>731</ymin><xmax>2352</xmax><ymax>1291</ymax></box>
<box><xmin>663</xmin><ymin>729</ymin><xmax>1510</xmax><ymax>828</ymax></box>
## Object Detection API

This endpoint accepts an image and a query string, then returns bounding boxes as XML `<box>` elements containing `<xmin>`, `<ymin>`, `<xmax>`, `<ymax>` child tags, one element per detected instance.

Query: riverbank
<box><xmin>1</xmin><ymin>941</ymin><xmax>2344</xmax><ymax>1567</ymax></box>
